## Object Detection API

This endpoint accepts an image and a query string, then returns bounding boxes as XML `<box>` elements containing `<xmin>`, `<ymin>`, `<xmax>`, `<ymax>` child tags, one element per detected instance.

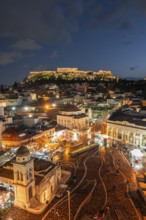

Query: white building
<box><xmin>0</xmin><ymin>106</ymin><xmax>4</xmax><ymax>116</ymax></box>
<box><xmin>23</xmin><ymin>116</ymin><xmax>40</xmax><ymax>127</ymax></box>
<box><xmin>107</xmin><ymin>109</ymin><xmax>146</xmax><ymax>150</ymax></box>
<box><xmin>0</xmin><ymin>146</ymin><xmax>68</xmax><ymax>213</ymax></box>
<box><xmin>57</xmin><ymin>104</ymin><xmax>90</xmax><ymax>142</ymax></box>
<box><xmin>0</xmin><ymin>99</ymin><xmax>18</xmax><ymax>107</ymax></box>
<box><xmin>57</xmin><ymin>104</ymin><xmax>89</xmax><ymax>130</ymax></box>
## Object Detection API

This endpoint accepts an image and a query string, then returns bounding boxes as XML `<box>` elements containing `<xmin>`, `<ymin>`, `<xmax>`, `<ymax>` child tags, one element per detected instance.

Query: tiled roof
<box><xmin>61</xmin><ymin>104</ymin><xmax>80</xmax><ymax>112</ymax></box>
<box><xmin>109</xmin><ymin>109</ymin><xmax>146</xmax><ymax>127</ymax></box>
<box><xmin>2</xmin><ymin>127</ymin><xmax>32</xmax><ymax>141</ymax></box>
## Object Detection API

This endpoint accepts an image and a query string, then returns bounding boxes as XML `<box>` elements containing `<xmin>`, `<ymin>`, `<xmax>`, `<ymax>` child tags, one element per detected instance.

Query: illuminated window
<box><xmin>129</xmin><ymin>133</ymin><xmax>133</xmax><ymax>143</ymax></box>
<box><xmin>142</xmin><ymin>135</ymin><xmax>146</xmax><ymax>146</ymax></box>
<box><xmin>19</xmin><ymin>133</ymin><xmax>26</xmax><ymax>137</ymax></box>
<box><xmin>123</xmin><ymin>131</ymin><xmax>127</xmax><ymax>141</ymax></box>
<box><xmin>118</xmin><ymin>130</ymin><xmax>122</xmax><ymax>139</ymax></box>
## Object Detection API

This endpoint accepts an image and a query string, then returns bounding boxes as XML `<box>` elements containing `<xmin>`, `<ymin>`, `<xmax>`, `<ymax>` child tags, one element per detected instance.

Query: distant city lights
<box><xmin>52</xmin><ymin>103</ymin><xmax>56</xmax><ymax>107</ymax></box>
<box><xmin>24</xmin><ymin>106</ymin><xmax>29</xmax><ymax>111</ymax></box>
<box><xmin>12</xmin><ymin>106</ymin><xmax>16</xmax><ymax>111</ymax></box>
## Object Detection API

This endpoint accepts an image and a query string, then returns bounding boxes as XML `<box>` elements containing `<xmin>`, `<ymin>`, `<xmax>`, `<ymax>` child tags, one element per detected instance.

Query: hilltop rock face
<box><xmin>25</xmin><ymin>68</ymin><xmax>118</xmax><ymax>83</ymax></box>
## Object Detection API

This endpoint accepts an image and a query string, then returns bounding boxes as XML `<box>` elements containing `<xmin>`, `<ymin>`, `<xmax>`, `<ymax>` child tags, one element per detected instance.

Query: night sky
<box><xmin>0</xmin><ymin>0</ymin><xmax>146</xmax><ymax>84</ymax></box>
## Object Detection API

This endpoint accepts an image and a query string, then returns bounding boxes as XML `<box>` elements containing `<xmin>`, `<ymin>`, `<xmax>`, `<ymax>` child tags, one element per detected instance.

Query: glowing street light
<box><xmin>12</xmin><ymin>106</ymin><xmax>16</xmax><ymax>111</ymax></box>
<box><xmin>24</xmin><ymin>106</ymin><xmax>29</xmax><ymax>111</ymax></box>
<box><xmin>52</xmin><ymin>103</ymin><xmax>56</xmax><ymax>107</ymax></box>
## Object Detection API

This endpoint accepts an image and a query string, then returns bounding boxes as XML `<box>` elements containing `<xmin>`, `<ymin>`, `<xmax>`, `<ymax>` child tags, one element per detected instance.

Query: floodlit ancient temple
<box><xmin>27</xmin><ymin>68</ymin><xmax>117</xmax><ymax>81</ymax></box>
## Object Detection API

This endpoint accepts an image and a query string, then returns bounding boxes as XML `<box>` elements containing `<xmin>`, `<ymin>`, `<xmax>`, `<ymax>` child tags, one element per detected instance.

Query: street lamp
<box><xmin>52</xmin><ymin>103</ymin><xmax>56</xmax><ymax>107</ymax></box>
<box><xmin>24</xmin><ymin>106</ymin><xmax>29</xmax><ymax>111</ymax></box>
<box><xmin>12</xmin><ymin>106</ymin><xmax>16</xmax><ymax>111</ymax></box>
<box><xmin>67</xmin><ymin>190</ymin><xmax>71</xmax><ymax>220</ymax></box>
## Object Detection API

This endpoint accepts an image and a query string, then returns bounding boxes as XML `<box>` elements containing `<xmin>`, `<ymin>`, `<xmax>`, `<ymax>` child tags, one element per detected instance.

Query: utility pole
<box><xmin>67</xmin><ymin>190</ymin><xmax>71</xmax><ymax>220</ymax></box>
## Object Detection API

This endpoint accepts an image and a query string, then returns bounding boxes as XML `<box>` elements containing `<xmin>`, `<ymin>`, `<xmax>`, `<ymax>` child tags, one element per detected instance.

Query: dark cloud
<box><xmin>32</xmin><ymin>64</ymin><xmax>50</xmax><ymax>71</ymax></box>
<box><xmin>49</xmin><ymin>50</ymin><xmax>59</xmax><ymax>59</ymax></box>
<box><xmin>0</xmin><ymin>0</ymin><xmax>146</xmax><ymax>66</ymax></box>
<box><xmin>85</xmin><ymin>0</ymin><xmax>146</xmax><ymax>30</ymax></box>
<box><xmin>0</xmin><ymin>51</ymin><xmax>23</xmax><ymax>65</ymax></box>
<box><xmin>10</xmin><ymin>39</ymin><xmax>41</xmax><ymax>50</ymax></box>
<box><xmin>129</xmin><ymin>66</ymin><xmax>139</xmax><ymax>71</ymax></box>
<box><xmin>0</xmin><ymin>0</ymin><xmax>82</xmax><ymax>45</ymax></box>
<box><xmin>124</xmin><ymin>41</ymin><xmax>132</xmax><ymax>45</ymax></box>
<box><xmin>0</xmin><ymin>0</ymin><xmax>146</xmax><ymax>46</ymax></box>
<box><xmin>0</xmin><ymin>0</ymin><xmax>84</xmax><ymax>64</ymax></box>
<box><xmin>84</xmin><ymin>2</ymin><xmax>119</xmax><ymax>29</ymax></box>
<box><xmin>119</xmin><ymin>21</ymin><xmax>133</xmax><ymax>30</ymax></box>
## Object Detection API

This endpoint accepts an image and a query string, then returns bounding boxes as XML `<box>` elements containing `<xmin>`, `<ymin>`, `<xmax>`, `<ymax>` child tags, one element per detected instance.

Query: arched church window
<box><xmin>27</xmin><ymin>171</ymin><xmax>29</xmax><ymax>180</ymax></box>
<box><xmin>29</xmin><ymin>168</ymin><xmax>32</xmax><ymax>179</ymax></box>
<box><xmin>17</xmin><ymin>171</ymin><xmax>19</xmax><ymax>180</ymax></box>
<box><xmin>20</xmin><ymin>172</ymin><xmax>23</xmax><ymax>181</ymax></box>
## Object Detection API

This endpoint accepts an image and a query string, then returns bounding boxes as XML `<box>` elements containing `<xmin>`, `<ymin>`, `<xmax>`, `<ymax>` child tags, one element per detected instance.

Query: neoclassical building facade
<box><xmin>107</xmin><ymin>119</ymin><xmax>146</xmax><ymax>149</ymax></box>
<box><xmin>57</xmin><ymin>104</ymin><xmax>89</xmax><ymax>130</ymax></box>
<box><xmin>107</xmin><ymin>112</ymin><xmax>146</xmax><ymax>149</ymax></box>
<box><xmin>57</xmin><ymin>104</ymin><xmax>90</xmax><ymax>141</ymax></box>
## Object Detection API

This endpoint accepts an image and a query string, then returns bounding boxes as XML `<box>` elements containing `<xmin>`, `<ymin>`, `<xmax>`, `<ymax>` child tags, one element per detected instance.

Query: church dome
<box><xmin>16</xmin><ymin>146</ymin><xmax>30</xmax><ymax>156</ymax></box>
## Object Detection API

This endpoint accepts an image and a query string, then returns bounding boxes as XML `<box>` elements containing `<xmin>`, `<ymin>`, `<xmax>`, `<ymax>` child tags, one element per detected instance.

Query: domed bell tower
<box><xmin>12</xmin><ymin>146</ymin><xmax>35</xmax><ymax>209</ymax></box>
